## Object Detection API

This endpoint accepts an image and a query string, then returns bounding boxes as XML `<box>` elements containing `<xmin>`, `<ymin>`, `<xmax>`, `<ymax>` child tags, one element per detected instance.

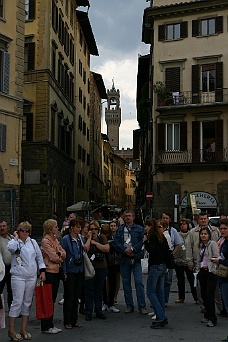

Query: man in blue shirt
<box><xmin>113</xmin><ymin>210</ymin><xmax>147</xmax><ymax>314</ymax></box>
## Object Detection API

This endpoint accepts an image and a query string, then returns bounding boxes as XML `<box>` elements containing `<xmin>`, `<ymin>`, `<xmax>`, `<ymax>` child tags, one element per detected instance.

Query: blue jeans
<box><xmin>85</xmin><ymin>268</ymin><xmax>107</xmax><ymax>314</ymax></box>
<box><xmin>164</xmin><ymin>268</ymin><xmax>173</xmax><ymax>303</ymax></box>
<box><xmin>120</xmin><ymin>259</ymin><xmax>146</xmax><ymax>310</ymax></box>
<box><xmin>146</xmin><ymin>264</ymin><xmax>167</xmax><ymax>322</ymax></box>
<box><xmin>220</xmin><ymin>282</ymin><xmax>228</xmax><ymax>313</ymax></box>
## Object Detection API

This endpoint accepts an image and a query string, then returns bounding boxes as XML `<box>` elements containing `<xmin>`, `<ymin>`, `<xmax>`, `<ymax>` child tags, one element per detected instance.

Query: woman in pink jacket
<box><xmin>40</xmin><ymin>219</ymin><xmax>66</xmax><ymax>334</ymax></box>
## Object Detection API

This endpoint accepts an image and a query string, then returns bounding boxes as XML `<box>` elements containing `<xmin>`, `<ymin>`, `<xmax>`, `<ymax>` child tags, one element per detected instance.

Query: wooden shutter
<box><xmin>158</xmin><ymin>25</ymin><xmax>165</xmax><ymax>41</ymax></box>
<box><xmin>2</xmin><ymin>51</ymin><xmax>10</xmax><ymax>94</ymax></box>
<box><xmin>165</xmin><ymin>67</ymin><xmax>180</xmax><ymax>92</ymax></box>
<box><xmin>215</xmin><ymin>16</ymin><xmax>223</xmax><ymax>34</ymax></box>
<box><xmin>180</xmin><ymin>21</ymin><xmax>188</xmax><ymax>38</ymax></box>
<box><xmin>29</xmin><ymin>0</ymin><xmax>35</xmax><ymax>19</ymax></box>
<box><xmin>180</xmin><ymin>122</ymin><xmax>187</xmax><ymax>151</ymax></box>
<box><xmin>192</xmin><ymin>19</ymin><xmax>199</xmax><ymax>37</ymax></box>
<box><xmin>28</xmin><ymin>42</ymin><xmax>35</xmax><ymax>70</ymax></box>
<box><xmin>157</xmin><ymin>123</ymin><xmax>165</xmax><ymax>151</ymax></box>
<box><xmin>215</xmin><ymin>62</ymin><xmax>223</xmax><ymax>102</ymax></box>
<box><xmin>192</xmin><ymin>121</ymin><xmax>200</xmax><ymax>162</ymax></box>
<box><xmin>26</xmin><ymin>113</ymin><xmax>33</xmax><ymax>141</ymax></box>
<box><xmin>192</xmin><ymin>64</ymin><xmax>200</xmax><ymax>104</ymax></box>
<box><xmin>215</xmin><ymin>120</ymin><xmax>223</xmax><ymax>161</ymax></box>
<box><xmin>0</xmin><ymin>124</ymin><xmax>6</xmax><ymax>152</ymax></box>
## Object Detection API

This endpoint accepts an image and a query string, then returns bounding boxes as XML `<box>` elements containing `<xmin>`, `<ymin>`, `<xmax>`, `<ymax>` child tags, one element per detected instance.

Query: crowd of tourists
<box><xmin>0</xmin><ymin>210</ymin><xmax>228</xmax><ymax>341</ymax></box>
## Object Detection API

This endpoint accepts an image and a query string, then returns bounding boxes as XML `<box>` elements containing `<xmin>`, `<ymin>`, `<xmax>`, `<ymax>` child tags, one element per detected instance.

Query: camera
<box><xmin>74</xmin><ymin>258</ymin><xmax>82</xmax><ymax>265</ymax></box>
<box><xmin>95</xmin><ymin>253</ymin><xmax>104</xmax><ymax>262</ymax></box>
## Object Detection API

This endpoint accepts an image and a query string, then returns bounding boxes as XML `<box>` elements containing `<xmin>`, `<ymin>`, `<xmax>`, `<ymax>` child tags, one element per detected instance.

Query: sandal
<box><xmin>20</xmin><ymin>332</ymin><xmax>32</xmax><ymax>340</ymax></box>
<box><xmin>64</xmin><ymin>324</ymin><xmax>72</xmax><ymax>329</ymax></box>
<box><xmin>73</xmin><ymin>322</ymin><xmax>82</xmax><ymax>328</ymax></box>
<box><xmin>8</xmin><ymin>332</ymin><xmax>23</xmax><ymax>341</ymax></box>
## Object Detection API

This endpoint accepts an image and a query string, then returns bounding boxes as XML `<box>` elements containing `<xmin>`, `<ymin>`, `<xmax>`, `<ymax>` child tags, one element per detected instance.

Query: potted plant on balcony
<box><xmin>152</xmin><ymin>81</ymin><xmax>171</xmax><ymax>106</ymax></box>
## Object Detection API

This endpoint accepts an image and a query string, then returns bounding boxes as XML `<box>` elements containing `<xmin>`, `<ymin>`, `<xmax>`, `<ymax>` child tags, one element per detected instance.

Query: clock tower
<box><xmin>105</xmin><ymin>80</ymin><xmax>121</xmax><ymax>150</ymax></box>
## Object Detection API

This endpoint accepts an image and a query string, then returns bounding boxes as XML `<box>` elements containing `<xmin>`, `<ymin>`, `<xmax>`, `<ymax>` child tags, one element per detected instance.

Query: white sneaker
<box><xmin>148</xmin><ymin>311</ymin><xmax>155</xmax><ymax>316</ymax></box>
<box><xmin>107</xmin><ymin>306</ymin><xmax>120</xmax><ymax>313</ymax></box>
<box><xmin>52</xmin><ymin>327</ymin><xmax>62</xmax><ymax>333</ymax></box>
<box><xmin>42</xmin><ymin>328</ymin><xmax>58</xmax><ymax>334</ymax></box>
<box><xmin>151</xmin><ymin>314</ymin><xmax>156</xmax><ymax>320</ymax></box>
<box><xmin>58</xmin><ymin>299</ymin><xmax>64</xmax><ymax>305</ymax></box>
<box><xmin>102</xmin><ymin>304</ymin><xmax>107</xmax><ymax>311</ymax></box>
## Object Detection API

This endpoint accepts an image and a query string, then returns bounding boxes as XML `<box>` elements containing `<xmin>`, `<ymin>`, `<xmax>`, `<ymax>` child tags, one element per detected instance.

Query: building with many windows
<box><xmin>0</xmin><ymin>1</ymin><xmax>24</xmax><ymax>227</ymax></box>
<box><xmin>141</xmin><ymin>0</ymin><xmax>228</xmax><ymax>217</ymax></box>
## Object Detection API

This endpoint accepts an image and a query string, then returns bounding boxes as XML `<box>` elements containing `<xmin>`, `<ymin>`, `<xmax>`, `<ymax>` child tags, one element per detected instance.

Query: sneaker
<box><xmin>42</xmin><ymin>328</ymin><xmax>58</xmax><ymax>334</ymax></box>
<box><xmin>175</xmin><ymin>299</ymin><xmax>184</xmax><ymax>303</ymax></box>
<box><xmin>52</xmin><ymin>327</ymin><xmax>62</xmax><ymax>333</ymax></box>
<box><xmin>107</xmin><ymin>306</ymin><xmax>120</xmax><ymax>313</ymax></box>
<box><xmin>151</xmin><ymin>314</ymin><xmax>156</xmax><ymax>320</ymax></box>
<box><xmin>124</xmin><ymin>307</ymin><xmax>134</xmax><ymax>313</ymax></box>
<box><xmin>201</xmin><ymin>318</ymin><xmax>209</xmax><ymax>323</ymax></box>
<box><xmin>58</xmin><ymin>299</ymin><xmax>64</xmax><ymax>305</ymax></box>
<box><xmin>148</xmin><ymin>311</ymin><xmax>155</xmax><ymax>316</ymax></box>
<box><xmin>207</xmin><ymin>320</ymin><xmax>215</xmax><ymax>327</ymax></box>
<box><xmin>140</xmin><ymin>308</ymin><xmax>148</xmax><ymax>315</ymax></box>
<box><xmin>102</xmin><ymin>304</ymin><xmax>107</xmax><ymax>311</ymax></box>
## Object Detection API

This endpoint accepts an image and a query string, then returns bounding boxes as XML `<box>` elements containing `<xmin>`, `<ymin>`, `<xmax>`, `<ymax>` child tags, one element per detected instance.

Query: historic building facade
<box><xmin>0</xmin><ymin>0</ymin><xmax>25</xmax><ymax>227</ymax></box>
<box><xmin>141</xmin><ymin>0</ymin><xmax>228</xmax><ymax>217</ymax></box>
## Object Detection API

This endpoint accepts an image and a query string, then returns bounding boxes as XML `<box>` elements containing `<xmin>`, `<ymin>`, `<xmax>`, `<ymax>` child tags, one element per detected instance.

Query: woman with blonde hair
<box><xmin>7</xmin><ymin>221</ymin><xmax>45</xmax><ymax>341</ymax></box>
<box><xmin>40</xmin><ymin>219</ymin><xmax>66</xmax><ymax>334</ymax></box>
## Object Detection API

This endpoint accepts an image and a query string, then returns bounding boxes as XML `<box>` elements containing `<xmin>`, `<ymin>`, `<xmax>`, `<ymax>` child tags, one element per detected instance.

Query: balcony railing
<box><xmin>157</xmin><ymin>89</ymin><xmax>228</xmax><ymax>108</ymax></box>
<box><xmin>156</xmin><ymin>149</ymin><xmax>228</xmax><ymax>165</ymax></box>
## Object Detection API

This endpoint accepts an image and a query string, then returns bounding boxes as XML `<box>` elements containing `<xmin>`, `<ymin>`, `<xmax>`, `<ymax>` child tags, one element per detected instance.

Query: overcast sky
<box><xmin>88</xmin><ymin>0</ymin><xmax>149</xmax><ymax>148</ymax></box>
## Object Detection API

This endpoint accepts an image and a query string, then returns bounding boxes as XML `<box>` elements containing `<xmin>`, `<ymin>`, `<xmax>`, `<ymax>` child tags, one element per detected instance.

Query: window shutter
<box><xmin>157</xmin><ymin>123</ymin><xmax>165</xmax><ymax>151</ymax></box>
<box><xmin>215</xmin><ymin>120</ymin><xmax>223</xmax><ymax>162</ymax></box>
<box><xmin>29</xmin><ymin>0</ymin><xmax>35</xmax><ymax>19</ymax></box>
<box><xmin>192</xmin><ymin>121</ymin><xmax>200</xmax><ymax>162</ymax></box>
<box><xmin>0</xmin><ymin>124</ymin><xmax>7</xmax><ymax>152</ymax></box>
<box><xmin>158</xmin><ymin>25</ymin><xmax>165</xmax><ymax>41</ymax></box>
<box><xmin>180</xmin><ymin>21</ymin><xmax>188</xmax><ymax>38</ymax></box>
<box><xmin>2</xmin><ymin>51</ymin><xmax>10</xmax><ymax>94</ymax></box>
<box><xmin>180</xmin><ymin>122</ymin><xmax>187</xmax><ymax>151</ymax></box>
<box><xmin>215</xmin><ymin>62</ymin><xmax>223</xmax><ymax>102</ymax></box>
<box><xmin>192</xmin><ymin>19</ymin><xmax>199</xmax><ymax>37</ymax></box>
<box><xmin>28</xmin><ymin>42</ymin><xmax>35</xmax><ymax>71</ymax></box>
<box><xmin>192</xmin><ymin>64</ymin><xmax>200</xmax><ymax>104</ymax></box>
<box><xmin>165</xmin><ymin>67</ymin><xmax>180</xmax><ymax>92</ymax></box>
<box><xmin>215</xmin><ymin>16</ymin><xmax>223</xmax><ymax>34</ymax></box>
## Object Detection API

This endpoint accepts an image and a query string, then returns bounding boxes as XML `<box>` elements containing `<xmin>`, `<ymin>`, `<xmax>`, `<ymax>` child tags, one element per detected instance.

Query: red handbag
<box><xmin>35</xmin><ymin>282</ymin><xmax>54</xmax><ymax>319</ymax></box>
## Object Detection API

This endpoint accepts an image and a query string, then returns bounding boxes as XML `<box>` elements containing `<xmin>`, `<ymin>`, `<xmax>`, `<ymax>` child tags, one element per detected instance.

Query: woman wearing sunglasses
<box><xmin>7</xmin><ymin>221</ymin><xmax>46</xmax><ymax>341</ymax></box>
<box><xmin>84</xmin><ymin>220</ymin><xmax>110</xmax><ymax>321</ymax></box>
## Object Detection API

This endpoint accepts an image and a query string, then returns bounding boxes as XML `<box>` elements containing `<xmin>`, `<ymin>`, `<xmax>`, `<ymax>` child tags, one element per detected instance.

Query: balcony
<box><xmin>156</xmin><ymin>148</ymin><xmax>228</xmax><ymax>166</ymax></box>
<box><xmin>156</xmin><ymin>89</ymin><xmax>228</xmax><ymax>109</ymax></box>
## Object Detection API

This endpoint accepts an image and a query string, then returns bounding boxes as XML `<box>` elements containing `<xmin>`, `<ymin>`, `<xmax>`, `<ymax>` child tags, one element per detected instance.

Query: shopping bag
<box><xmin>83</xmin><ymin>252</ymin><xmax>95</xmax><ymax>280</ymax></box>
<box><xmin>0</xmin><ymin>294</ymin><xmax>5</xmax><ymax>329</ymax></box>
<box><xmin>35</xmin><ymin>282</ymin><xmax>53</xmax><ymax>319</ymax></box>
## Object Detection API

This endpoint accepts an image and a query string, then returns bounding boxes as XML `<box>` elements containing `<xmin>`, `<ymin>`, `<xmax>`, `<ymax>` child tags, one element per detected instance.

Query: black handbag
<box><xmin>165</xmin><ymin>249</ymin><xmax>175</xmax><ymax>269</ymax></box>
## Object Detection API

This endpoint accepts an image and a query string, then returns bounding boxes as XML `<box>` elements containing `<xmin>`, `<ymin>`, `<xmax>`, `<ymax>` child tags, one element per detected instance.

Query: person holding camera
<box><xmin>41</xmin><ymin>219</ymin><xmax>66</xmax><ymax>334</ymax></box>
<box><xmin>85</xmin><ymin>221</ymin><xmax>110</xmax><ymax>321</ymax></box>
<box><xmin>60</xmin><ymin>218</ymin><xmax>87</xmax><ymax>329</ymax></box>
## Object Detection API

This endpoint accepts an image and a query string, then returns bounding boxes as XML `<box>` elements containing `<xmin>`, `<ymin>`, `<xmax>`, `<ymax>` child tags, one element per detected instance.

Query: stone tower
<box><xmin>105</xmin><ymin>80</ymin><xmax>121</xmax><ymax>150</ymax></box>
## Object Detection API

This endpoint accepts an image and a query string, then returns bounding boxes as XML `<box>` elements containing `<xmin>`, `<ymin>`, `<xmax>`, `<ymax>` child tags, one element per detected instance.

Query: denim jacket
<box><xmin>113</xmin><ymin>223</ymin><xmax>144</xmax><ymax>262</ymax></box>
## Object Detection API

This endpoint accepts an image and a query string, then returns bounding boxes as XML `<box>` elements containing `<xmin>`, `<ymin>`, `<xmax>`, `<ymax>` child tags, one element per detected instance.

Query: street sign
<box><xmin>146</xmin><ymin>191</ymin><xmax>153</xmax><ymax>201</ymax></box>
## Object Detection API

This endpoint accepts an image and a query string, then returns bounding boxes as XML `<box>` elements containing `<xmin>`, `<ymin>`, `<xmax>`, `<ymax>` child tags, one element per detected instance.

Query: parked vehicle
<box><xmin>209</xmin><ymin>216</ymin><xmax>220</xmax><ymax>227</ymax></box>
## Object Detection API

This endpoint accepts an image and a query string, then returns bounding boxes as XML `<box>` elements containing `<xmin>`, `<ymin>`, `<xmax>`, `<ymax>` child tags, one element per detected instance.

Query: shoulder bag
<box><xmin>79</xmin><ymin>235</ymin><xmax>95</xmax><ymax>280</ymax></box>
<box><xmin>216</xmin><ymin>264</ymin><xmax>228</xmax><ymax>278</ymax></box>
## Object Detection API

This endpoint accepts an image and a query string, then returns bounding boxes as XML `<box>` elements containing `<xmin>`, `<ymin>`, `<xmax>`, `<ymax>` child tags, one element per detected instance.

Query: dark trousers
<box><xmin>63</xmin><ymin>272</ymin><xmax>83</xmax><ymax>326</ymax></box>
<box><xmin>41</xmin><ymin>272</ymin><xmax>60</xmax><ymax>332</ymax></box>
<box><xmin>85</xmin><ymin>268</ymin><xmax>107</xmax><ymax>315</ymax></box>
<box><xmin>0</xmin><ymin>265</ymin><xmax>13</xmax><ymax>309</ymax></box>
<box><xmin>175</xmin><ymin>265</ymin><xmax>198</xmax><ymax>301</ymax></box>
<box><xmin>198</xmin><ymin>269</ymin><xmax>217</xmax><ymax>325</ymax></box>
<box><xmin>103</xmin><ymin>265</ymin><xmax>117</xmax><ymax>307</ymax></box>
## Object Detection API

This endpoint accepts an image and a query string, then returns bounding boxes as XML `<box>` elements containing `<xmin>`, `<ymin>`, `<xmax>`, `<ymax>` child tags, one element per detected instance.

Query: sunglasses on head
<box><xmin>19</xmin><ymin>228</ymin><xmax>30</xmax><ymax>233</ymax></box>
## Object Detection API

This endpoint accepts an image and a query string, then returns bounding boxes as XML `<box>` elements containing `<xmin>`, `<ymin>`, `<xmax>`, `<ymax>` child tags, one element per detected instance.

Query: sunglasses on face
<box><xmin>158</xmin><ymin>225</ymin><xmax>163</xmax><ymax>228</ymax></box>
<box><xmin>90</xmin><ymin>228</ymin><xmax>98</xmax><ymax>231</ymax></box>
<box><xmin>180</xmin><ymin>222</ymin><xmax>187</xmax><ymax>225</ymax></box>
<box><xmin>19</xmin><ymin>228</ymin><xmax>30</xmax><ymax>233</ymax></box>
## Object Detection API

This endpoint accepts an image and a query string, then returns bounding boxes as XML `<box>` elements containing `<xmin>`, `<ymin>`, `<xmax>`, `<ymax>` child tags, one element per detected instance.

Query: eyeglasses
<box><xmin>19</xmin><ymin>228</ymin><xmax>30</xmax><ymax>233</ymax></box>
<box><xmin>90</xmin><ymin>228</ymin><xmax>98</xmax><ymax>231</ymax></box>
